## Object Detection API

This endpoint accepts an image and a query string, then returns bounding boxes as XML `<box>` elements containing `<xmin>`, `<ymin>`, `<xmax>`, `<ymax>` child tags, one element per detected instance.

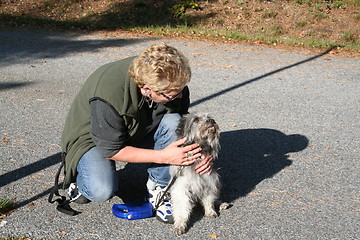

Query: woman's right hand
<box><xmin>160</xmin><ymin>138</ymin><xmax>202</xmax><ymax>166</ymax></box>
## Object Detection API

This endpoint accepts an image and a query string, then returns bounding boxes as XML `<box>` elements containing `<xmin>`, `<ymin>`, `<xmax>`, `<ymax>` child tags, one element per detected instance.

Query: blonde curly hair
<box><xmin>128</xmin><ymin>43</ymin><xmax>191</xmax><ymax>93</ymax></box>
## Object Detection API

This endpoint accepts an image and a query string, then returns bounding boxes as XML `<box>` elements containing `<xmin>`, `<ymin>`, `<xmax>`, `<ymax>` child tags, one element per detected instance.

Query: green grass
<box><xmin>262</xmin><ymin>10</ymin><xmax>278</xmax><ymax>19</ymax></box>
<box><xmin>343</xmin><ymin>31</ymin><xmax>358</xmax><ymax>43</ymax></box>
<box><xmin>1</xmin><ymin>198</ymin><xmax>21</xmax><ymax>240</ymax></box>
<box><xmin>0</xmin><ymin>197</ymin><xmax>15</xmax><ymax>214</ymax></box>
<box><xmin>133</xmin><ymin>23</ymin><xmax>357</xmax><ymax>51</ymax></box>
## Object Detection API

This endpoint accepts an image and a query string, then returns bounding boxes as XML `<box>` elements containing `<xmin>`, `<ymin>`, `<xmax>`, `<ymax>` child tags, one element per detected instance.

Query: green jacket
<box><xmin>61</xmin><ymin>56</ymin><xmax>189</xmax><ymax>188</ymax></box>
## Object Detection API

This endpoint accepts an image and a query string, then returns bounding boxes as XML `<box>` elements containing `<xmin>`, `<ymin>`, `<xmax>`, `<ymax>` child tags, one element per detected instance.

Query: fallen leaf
<box><xmin>59</xmin><ymin>230</ymin><xmax>67</xmax><ymax>236</ymax></box>
<box><xmin>34</xmin><ymin>89</ymin><xmax>41</xmax><ymax>92</ymax></box>
<box><xmin>323</xmin><ymin>147</ymin><xmax>330</xmax><ymax>151</ymax></box>
<box><xmin>209</xmin><ymin>234</ymin><xmax>218</xmax><ymax>238</ymax></box>
<box><xmin>31</xmin><ymin>175</ymin><xmax>42</xmax><ymax>178</ymax></box>
<box><xmin>231</xmin><ymin>124</ymin><xmax>237</xmax><ymax>127</ymax></box>
<box><xmin>308</xmin><ymin>145</ymin><xmax>313</xmax><ymax>147</ymax></box>
<box><xmin>2</xmin><ymin>137</ymin><xmax>10</xmax><ymax>142</ymax></box>
<box><xmin>28</xmin><ymin>202</ymin><xmax>35</xmax><ymax>206</ymax></box>
<box><xmin>0</xmin><ymin>220</ymin><xmax>7</xmax><ymax>227</ymax></box>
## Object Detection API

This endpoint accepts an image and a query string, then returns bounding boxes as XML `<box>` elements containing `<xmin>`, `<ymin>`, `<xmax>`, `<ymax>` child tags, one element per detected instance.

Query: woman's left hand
<box><xmin>194</xmin><ymin>155</ymin><xmax>214</xmax><ymax>175</ymax></box>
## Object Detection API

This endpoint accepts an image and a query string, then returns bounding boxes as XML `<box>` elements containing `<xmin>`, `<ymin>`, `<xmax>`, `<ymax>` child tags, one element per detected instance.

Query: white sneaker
<box><xmin>67</xmin><ymin>183</ymin><xmax>89</xmax><ymax>204</ymax></box>
<box><xmin>147</xmin><ymin>184</ymin><xmax>174</xmax><ymax>224</ymax></box>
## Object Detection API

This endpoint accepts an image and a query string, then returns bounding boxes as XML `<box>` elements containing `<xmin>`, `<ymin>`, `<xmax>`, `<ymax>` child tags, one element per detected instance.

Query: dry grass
<box><xmin>0</xmin><ymin>0</ymin><xmax>359</xmax><ymax>53</ymax></box>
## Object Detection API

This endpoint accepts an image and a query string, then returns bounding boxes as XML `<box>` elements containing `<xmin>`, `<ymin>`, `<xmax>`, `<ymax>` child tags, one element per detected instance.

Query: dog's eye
<box><xmin>208</xmin><ymin>119</ymin><xmax>216</xmax><ymax>125</ymax></box>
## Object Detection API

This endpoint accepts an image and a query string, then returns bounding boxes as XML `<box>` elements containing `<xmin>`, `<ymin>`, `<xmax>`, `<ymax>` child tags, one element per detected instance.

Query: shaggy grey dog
<box><xmin>169</xmin><ymin>113</ymin><xmax>222</xmax><ymax>235</ymax></box>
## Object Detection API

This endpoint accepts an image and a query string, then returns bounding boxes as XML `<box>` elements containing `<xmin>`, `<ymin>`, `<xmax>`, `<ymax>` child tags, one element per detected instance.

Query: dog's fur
<box><xmin>170</xmin><ymin>113</ymin><xmax>221</xmax><ymax>235</ymax></box>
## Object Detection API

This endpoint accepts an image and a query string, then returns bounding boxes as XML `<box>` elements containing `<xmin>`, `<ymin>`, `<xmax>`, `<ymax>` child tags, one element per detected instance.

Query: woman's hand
<box><xmin>160</xmin><ymin>138</ymin><xmax>202</xmax><ymax>165</ymax></box>
<box><xmin>195</xmin><ymin>155</ymin><xmax>214</xmax><ymax>175</ymax></box>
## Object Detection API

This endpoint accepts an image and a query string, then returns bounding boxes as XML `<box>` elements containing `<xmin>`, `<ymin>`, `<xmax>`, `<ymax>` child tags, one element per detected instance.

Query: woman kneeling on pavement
<box><xmin>61</xmin><ymin>43</ymin><xmax>214</xmax><ymax>223</ymax></box>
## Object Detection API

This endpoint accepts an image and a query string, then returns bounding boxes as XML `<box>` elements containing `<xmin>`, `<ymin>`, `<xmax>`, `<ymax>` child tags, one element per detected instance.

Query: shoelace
<box><xmin>154</xmin><ymin>187</ymin><xmax>170</xmax><ymax>210</ymax></box>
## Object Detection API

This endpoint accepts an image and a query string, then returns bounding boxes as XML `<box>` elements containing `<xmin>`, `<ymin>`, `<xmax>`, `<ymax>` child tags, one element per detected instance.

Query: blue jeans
<box><xmin>76</xmin><ymin>113</ymin><xmax>181</xmax><ymax>202</ymax></box>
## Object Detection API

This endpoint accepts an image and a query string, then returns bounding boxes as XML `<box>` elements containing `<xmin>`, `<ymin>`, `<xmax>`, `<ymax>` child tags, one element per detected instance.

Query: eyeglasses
<box><xmin>160</xmin><ymin>90</ymin><xmax>183</xmax><ymax>102</ymax></box>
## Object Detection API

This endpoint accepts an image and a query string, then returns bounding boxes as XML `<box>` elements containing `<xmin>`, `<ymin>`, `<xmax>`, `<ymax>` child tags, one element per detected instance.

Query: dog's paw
<box><xmin>219</xmin><ymin>202</ymin><xmax>232</xmax><ymax>211</ymax></box>
<box><xmin>173</xmin><ymin>225</ymin><xmax>187</xmax><ymax>235</ymax></box>
<box><xmin>204</xmin><ymin>209</ymin><xmax>218</xmax><ymax>218</ymax></box>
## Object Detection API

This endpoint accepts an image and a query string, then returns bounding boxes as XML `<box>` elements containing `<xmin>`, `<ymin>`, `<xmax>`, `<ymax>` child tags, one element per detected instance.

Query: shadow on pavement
<box><xmin>0</xmin><ymin>29</ymin><xmax>152</xmax><ymax>67</ymax></box>
<box><xmin>218</xmin><ymin>128</ymin><xmax>309</xmax><ymax>202</ymax></box>
<box><xmin>190</xmin><ymin>47</ymin><xmax>335</xmax><ymax>108</ymax></box>
<box><xmin>0</xmin><ymin>82</ymin><xmax>34</xmax><ymax>91</ymax></box>
<box><xmin>112</xmin><ymin>128</ymin><xmax>308</xmax><ymax>232</ymax></box>
<box><xmin>116</xmin><ymin>163</ymin><xmax>150</xmax><ymax>203</ymax></box>
<box><xmin>3</xmin><ymin>129</ymin><xmax>308</xmax><ymax>218</ymax></box>
<box><xmin>114</xmin><ymin>129</ymin><xmax>309</xmax><ymax>204</ymax></box>
<box><xmin>2</xmin><ymin>45</ymin><xmax>327</xmax><ymax>211</ymax></box>
<box><xmin>0</xmin><ymin>153</ymin><xmax>61</xmax><ymax>189</ymax></box>
<box><xmin>0</xmin><ymin>153</ymin><xmax>61</xmax><ymax>211</ymax></box>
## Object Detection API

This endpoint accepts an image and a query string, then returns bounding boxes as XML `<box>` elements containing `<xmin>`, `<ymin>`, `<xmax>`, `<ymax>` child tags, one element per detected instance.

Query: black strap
<box><xmin>48</xmin><ymin>152</ymin><xmax>80</xmax><ymax>216</ymax></box>
<box><xmin>154</xmin><ymin>166</ymin><xmax>184</xmax><ymax>211</ymax></box>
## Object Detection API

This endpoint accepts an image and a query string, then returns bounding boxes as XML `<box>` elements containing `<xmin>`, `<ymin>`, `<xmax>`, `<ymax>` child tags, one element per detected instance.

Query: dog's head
<box><xmin>177</xmin><ymin>113</ymin><xmax>220</xmax><ymax>157</ymax></box>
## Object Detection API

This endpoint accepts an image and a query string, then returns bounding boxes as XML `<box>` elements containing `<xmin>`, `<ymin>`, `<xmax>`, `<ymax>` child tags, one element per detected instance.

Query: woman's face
<box><xmin>142</xmin><ymin>86</ymin><xmax>183</xmax><ymax>104</ymax></box>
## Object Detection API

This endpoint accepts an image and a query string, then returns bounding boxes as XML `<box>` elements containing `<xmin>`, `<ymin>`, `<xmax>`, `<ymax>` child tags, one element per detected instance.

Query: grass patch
<box><xmin>296</xmin><ymin>20</ymin><xmax>308</xmax><ymax>27</ymax></box>
<box><xmin>313</xmin><ymin>11</ymin><xmax>329</xmax><ymax>20</ymax></box>
<box><xmin>241</xmin><ymin>7</ymin><xmax>252</xmax><ymax>19</ymax></box>
<box><xmin>0</xmin><ymin>197</ymin><xmax>15</xmax><ymax>214</ymax></box>
<box><xmin>262</xmin><ymin>10</ymin><xmax>278</xmax><ymax>19</ymax></box>
<box><xmin>342</xmin><ymin>31</ymin><xmax>359</xmax><ymax>43</ymax></box>
<box><xmin>1</xmin><ymin>11</ymin><xmax>358</xmax><ymax>52</ymax></box>
<box><xmin>269</xmin><ymin>24</ymin><xmax>284</xmax><ymax>36</ymax></box>
<box><xmin>1</xmin><ymin>197</ymin><xmax>19</xmax><ymax>240</ymax></box>
<box><xmin>171</xmin><ymin>0</ymin><xmax>200</xmax><ymax>18</ymax></box>
<box><xmin>0</xmin><ymin>0</ymin><xmax>359</xmax><ymax>53</ymax></box>
<box><xmin>355</xmin><ymin>12</ymin><xmax>360</xmax><ymax>21</ymax></box>
<box><xmin>332</xmin><ymin>1</ymin><xmax>347</xmax><ymax>9</ymax></box>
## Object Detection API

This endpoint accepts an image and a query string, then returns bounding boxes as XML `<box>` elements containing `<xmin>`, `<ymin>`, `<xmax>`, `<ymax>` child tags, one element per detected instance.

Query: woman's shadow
<box><xmin>218</xmin><ymin>128</ymin><xmax>309</xmax><ymax>202</ymax></box>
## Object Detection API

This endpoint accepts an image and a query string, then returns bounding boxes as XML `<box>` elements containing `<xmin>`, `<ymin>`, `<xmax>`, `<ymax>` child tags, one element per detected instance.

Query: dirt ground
<box><xmin>1</xmin><ymin>0</ymin><xmax>359</xmax><ymax>55</ymax></box>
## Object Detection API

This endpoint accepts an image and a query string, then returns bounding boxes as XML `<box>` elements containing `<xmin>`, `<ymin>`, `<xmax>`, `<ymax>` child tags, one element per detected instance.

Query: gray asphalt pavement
<box><xmin>0</xmin><ymin>27</ymin><xmax>359</xmax><ymax>240</ymax></box>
